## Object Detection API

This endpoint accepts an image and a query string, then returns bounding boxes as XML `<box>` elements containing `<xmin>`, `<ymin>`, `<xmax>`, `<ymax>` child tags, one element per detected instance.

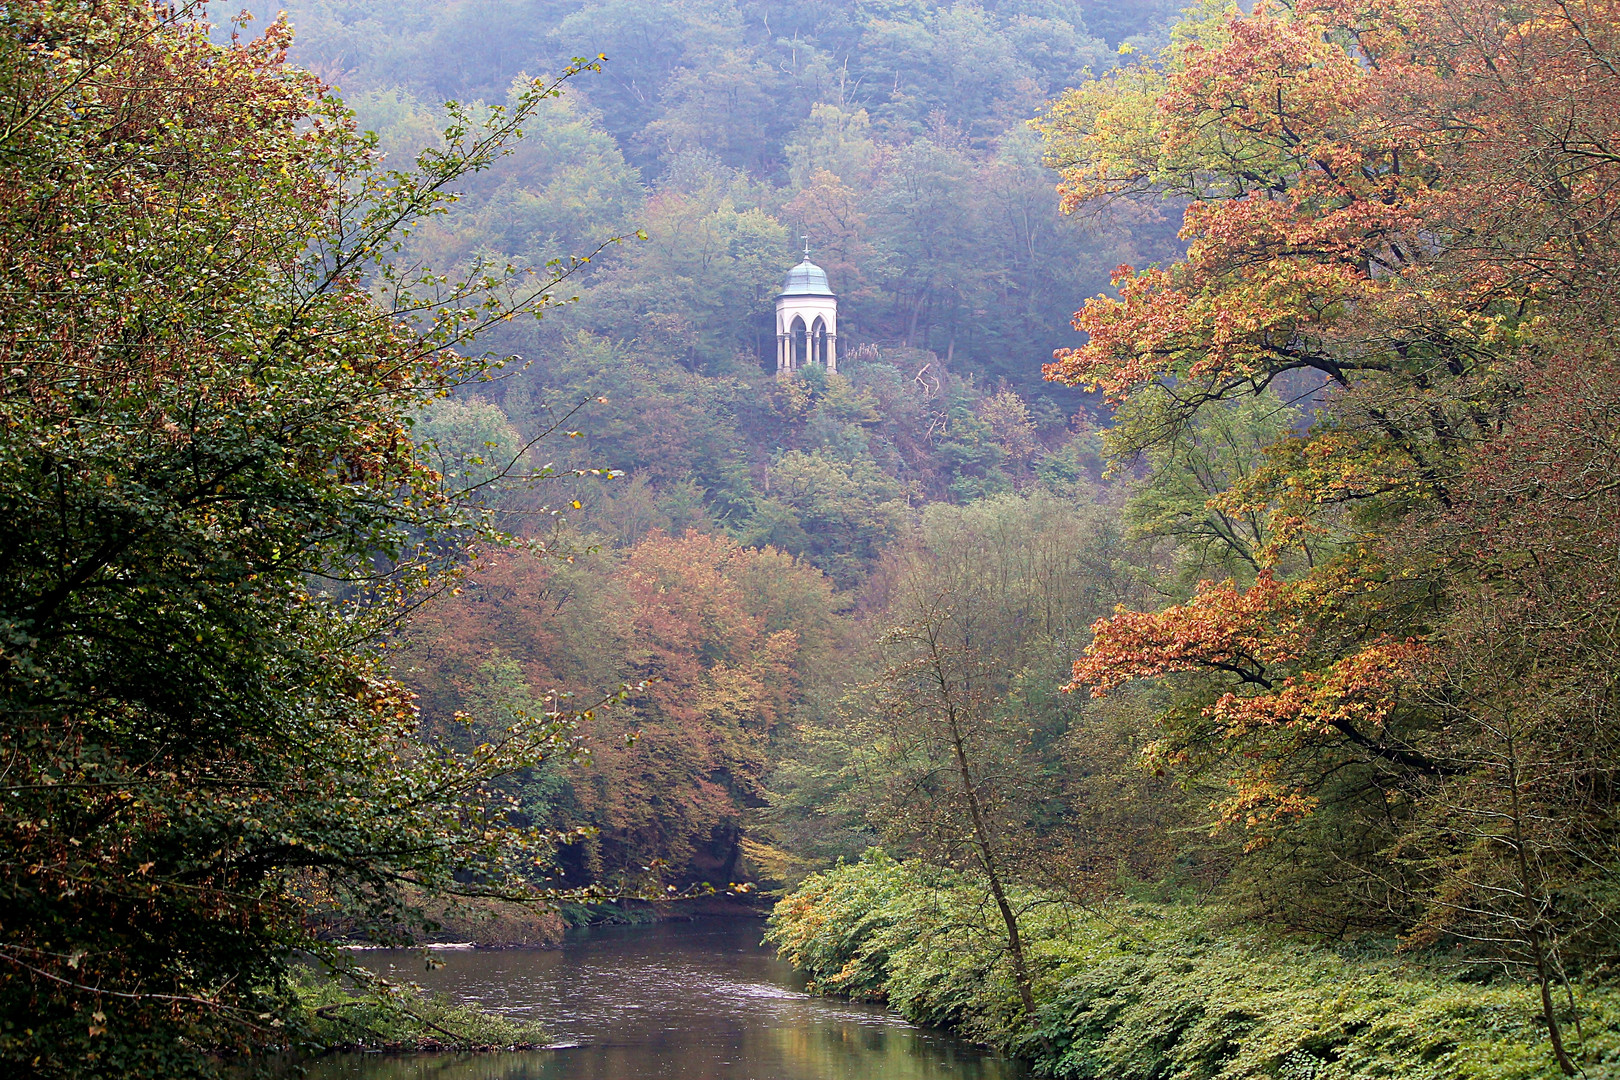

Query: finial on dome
<box><xmin>802</xmin><ymin>235</ymin><xmax>811</xmax><ymax>259</ymax></box>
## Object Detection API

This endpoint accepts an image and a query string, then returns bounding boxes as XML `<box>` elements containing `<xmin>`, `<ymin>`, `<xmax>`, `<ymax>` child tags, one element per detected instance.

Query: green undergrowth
<box><xmin>766</xmin><ymin>852</ymin><xmax>1620</xmax><ymax>1080</ymax></box>
<box><xmin>556</xmin><ymin>899</ymin><xmax>662</xmax><ymax>927</ymax></box>
<box><xmin>285</xmin><ymin>967</ymin><xmax>549</xmax><ymax>1053</ymax></box>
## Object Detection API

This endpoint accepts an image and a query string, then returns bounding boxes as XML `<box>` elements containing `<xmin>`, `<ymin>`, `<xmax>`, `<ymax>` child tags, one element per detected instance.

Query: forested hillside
<box><xmin>263</xmin><ymin>0</ymin><xmax>1187</xmax><ymax>394</ymax></box>
<box><xmin>4</xmin><ymin>0</ymin><xmax>1618</xmax><ymax>1077</ymax></box>
<box><xmin>236</xmin><ymin>0</ymin><xmax>1193</xmax><ymax>894</ymax></box>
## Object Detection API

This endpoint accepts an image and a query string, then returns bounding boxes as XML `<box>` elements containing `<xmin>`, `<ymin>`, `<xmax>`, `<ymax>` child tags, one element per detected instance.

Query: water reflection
<box><xmin>298</xmin><ymin>919</ymin><xmax>1021</xmax><ymax>1079</ymax></box>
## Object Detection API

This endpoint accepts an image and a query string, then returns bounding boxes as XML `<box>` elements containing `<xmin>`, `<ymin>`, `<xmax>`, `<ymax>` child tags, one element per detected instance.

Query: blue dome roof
<box><xmin>780</xmin><ymin>258</ymin><xmax>834</xmax><ymax>297</ymax></box>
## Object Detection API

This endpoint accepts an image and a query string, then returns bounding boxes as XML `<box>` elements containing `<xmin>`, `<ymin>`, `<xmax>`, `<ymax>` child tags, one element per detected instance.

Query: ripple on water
<box><xmin>307</xmin><ymin>919</ymin><xmax>1023</xmax><ymax>1080</ymax></box>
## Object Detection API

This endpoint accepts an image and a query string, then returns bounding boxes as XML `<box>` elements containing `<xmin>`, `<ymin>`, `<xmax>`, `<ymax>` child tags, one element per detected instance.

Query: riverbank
<box><xmin>284</xmin><ymin>919</ymin><xmax>1019</xmax><ymax>1079</ymax></box>
<box><xmin>286</xmin><ymin>967</ymin><xmax>550</xmax><ymax>1054</ymax></box>
<box><xmin>766</xmin><ymin>852</ymin><xmax>1620</xmax><ymax>1080</ymax></box>
<box><xmin>333</xmin><ymin>891</ymin><xmax>769</xmax><ymax>950</ymax></box>
<box><xmin>283</xmin><ymin>899</ymin><xmax>768</xmax><ymax>1059</ymax></box>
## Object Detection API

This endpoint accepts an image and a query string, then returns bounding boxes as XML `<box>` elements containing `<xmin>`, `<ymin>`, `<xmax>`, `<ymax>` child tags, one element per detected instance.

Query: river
<box><xmin>298</xmin><ymin>918</ymin><xmax>1024</xmax><ymax>1080</ymax></box>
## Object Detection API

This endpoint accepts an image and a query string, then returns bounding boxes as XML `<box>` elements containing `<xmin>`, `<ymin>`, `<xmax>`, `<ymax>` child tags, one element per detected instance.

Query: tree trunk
<box><xmin>1505</xmin><ymin>722</ymin><xmax>1579</xmax><ymax>1076</ymax></box>
<box><xmin>951</xmin><ymin>723</ymin><xmax>1036</xmax><ymax>1017</ymax></box>
<box><xmin>925</xmin><ymin>625</ymin><xmax>1037</xmax><ymax>1018</ymax></box>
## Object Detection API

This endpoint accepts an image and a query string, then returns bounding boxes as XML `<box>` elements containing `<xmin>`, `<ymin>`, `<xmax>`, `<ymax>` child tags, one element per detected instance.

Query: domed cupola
<box><xmin>775</xmin><ymin>239</ymin><xmax>838</xmax><ymax>374</ymax></box>
<box><xmin>780</xmin><ymin>257</ymin><xmax>833</xmax><ymax>297</ymax></box>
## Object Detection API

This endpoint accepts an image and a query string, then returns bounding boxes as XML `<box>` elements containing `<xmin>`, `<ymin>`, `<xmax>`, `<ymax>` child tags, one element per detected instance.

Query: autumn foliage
<box><xmin>402</xmin><ymin>531</ymin><xmax>841</xmax><ymax>888</ymax></box>
<box><xmin>1044</xmin><ymin>0</ymin><xmax>1620</xmax><ymax>406</ymax></box>
<box><xmin>0</xmin><ymin>3</ymin><xmax>608</xmax><ymax>1074</ymax></box>
<box><xmin>1042</xmin><ymin>0</ymin><xmax>1620</xmax><ymax>1066</ymax></box>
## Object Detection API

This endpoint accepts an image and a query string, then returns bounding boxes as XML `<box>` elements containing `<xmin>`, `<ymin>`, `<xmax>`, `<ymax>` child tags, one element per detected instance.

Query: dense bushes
<box><xmin>289</xmin><ymin>969</ymin><xmax>549</xmax><ymax>1052</ymax></box>
<box><xmin>767</xmin><ymin>855</ymin><xmax>1620</xmax><ymax>1079</ymax></box>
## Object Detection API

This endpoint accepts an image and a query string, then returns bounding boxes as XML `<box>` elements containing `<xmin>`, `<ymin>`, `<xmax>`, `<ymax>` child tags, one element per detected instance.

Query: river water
<box><xmin>299</xmin><ymin>918</ymin><xmax>1024</xmax><ymax>1080</ymax></box>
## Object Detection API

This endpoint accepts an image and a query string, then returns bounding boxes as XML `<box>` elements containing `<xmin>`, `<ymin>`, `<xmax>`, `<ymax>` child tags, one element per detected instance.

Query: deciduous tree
<box><xmin>0</xmin><ymin>4</ymin><xmax>617</xmax><ymax>1073</ymax></box>
<box><xmin>1042</xmin><ymin>0</ymin><xmax>1620</xmax><ymax>1064</ymax></box>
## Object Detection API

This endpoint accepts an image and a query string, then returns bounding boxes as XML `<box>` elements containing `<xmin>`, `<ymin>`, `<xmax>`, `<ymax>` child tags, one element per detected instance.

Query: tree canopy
<box><xmin>0</xmin><ymin>3</ymin><xmax>622</xmax><ymax>1073</ymax></box>
<box><xmin>4</xmin><ymin>0</ymin><xmax>1619</xmax><ymax>1075</ymax></box>
<box><xmin>1040</xmin><ymin>0</ymin><xmax>1620</xmax><ymax>1065</ymax></box>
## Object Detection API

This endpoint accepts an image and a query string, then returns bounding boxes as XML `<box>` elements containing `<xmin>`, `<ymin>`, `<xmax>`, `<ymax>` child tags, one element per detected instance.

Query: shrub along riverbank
<box><xmin>765</xmin><ymin>853</ymin><xmax>1620</xmax><ymax>1079</ymax></box>
<box><xmin>281</xmin><ymin>968</ymin><xmax>549</xmax><ymax>1055</ymax></box>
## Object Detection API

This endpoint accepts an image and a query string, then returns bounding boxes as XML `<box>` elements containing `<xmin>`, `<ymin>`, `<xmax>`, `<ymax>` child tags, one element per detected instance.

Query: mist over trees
<box><xmin>230</xmin><ymin>0</ymin><xmax>1188</xmax><ymax>905</ymax></box>
<box><xmin>4</xmin><ymin>0</ymin><xmax>1619</xmax><ymax>1077</ymax></box>
<box><xmin>250</xmin><ymin>0</ymin><xmax>1184</xmax><ymax>389</ymax></box>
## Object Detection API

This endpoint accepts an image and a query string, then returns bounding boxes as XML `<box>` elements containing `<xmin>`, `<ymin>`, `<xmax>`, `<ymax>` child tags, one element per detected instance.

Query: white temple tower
<box><xmin>775</xmin><ymin>240</ymin><xmax>837</xmax><ymax>375</ymax></box>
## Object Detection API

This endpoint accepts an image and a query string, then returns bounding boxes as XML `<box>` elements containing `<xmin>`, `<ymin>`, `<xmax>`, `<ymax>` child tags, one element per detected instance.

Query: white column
<box><xmin>827</xmin><ymin>333</ymin><xmax>837</xmax><ymax>374</ymax></box>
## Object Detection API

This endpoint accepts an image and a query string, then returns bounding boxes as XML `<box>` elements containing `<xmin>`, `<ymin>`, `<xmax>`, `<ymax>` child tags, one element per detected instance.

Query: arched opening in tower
<box><xmin>789</xmin><ymin>314</ymin><xmax>809</xmax><ymax>369</ymax></box>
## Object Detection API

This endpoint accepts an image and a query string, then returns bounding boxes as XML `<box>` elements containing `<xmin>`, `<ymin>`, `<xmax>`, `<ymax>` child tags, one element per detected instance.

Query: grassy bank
<box><xmin>765</xmin><ymin>853</ymin><xmax>1620</xmax><ymax>1079</ymax></box>
<box><xmin>283</xmin><ymin>968</ymin><xmax>548</xmax><ymax>1054</ymax></box>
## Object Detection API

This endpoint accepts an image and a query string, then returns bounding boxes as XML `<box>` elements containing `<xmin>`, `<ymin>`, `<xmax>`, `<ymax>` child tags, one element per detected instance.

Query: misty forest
<box><xmin>3</xmin><ymin>0</ymin><xmax>1620</xmax><ymax>1077</ymax></box>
